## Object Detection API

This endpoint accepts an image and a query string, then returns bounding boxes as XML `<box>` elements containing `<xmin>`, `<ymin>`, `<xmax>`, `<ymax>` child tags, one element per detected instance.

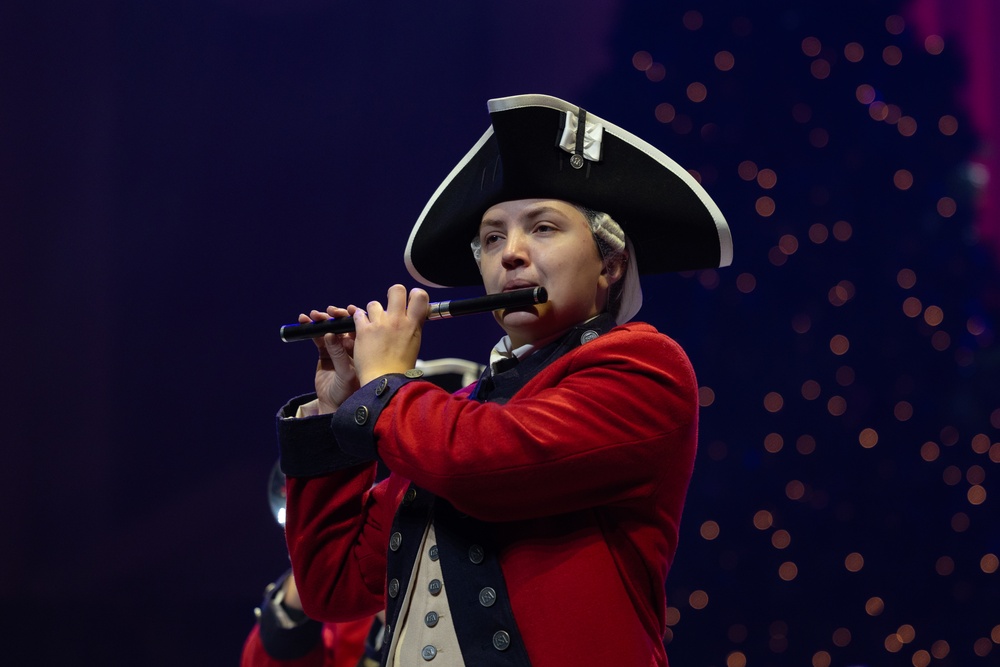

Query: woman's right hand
<box><xmin>300</xmin><ymin>305</ymin><xmax>361</xmax><ymax>413</ymax></box>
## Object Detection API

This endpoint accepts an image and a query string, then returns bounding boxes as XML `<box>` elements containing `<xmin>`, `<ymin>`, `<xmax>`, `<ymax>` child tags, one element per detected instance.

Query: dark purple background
<box><xmin>3</xmin><ymin>1</ymin><xmax>998</xmax><ymax>665</ymax></box>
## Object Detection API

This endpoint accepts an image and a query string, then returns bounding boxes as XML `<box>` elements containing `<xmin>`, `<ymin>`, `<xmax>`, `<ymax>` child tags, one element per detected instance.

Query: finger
<box><xmin>365</xmin><ymin>299</ymin><xmax>385</xmax><ymax>322</ymax></box>
<box><xmin>385</xmin><ymin>284</ymin><xmax>407</xmax><ymax>316</ymax></box>
<box><xmin>323</xmin><ymin>333</ymin><xmax>346</xmax><ymax>360</ymax></box>
<box><xmin>407</xmin><ymin>288</ymin><xmax>430</xmax><ymax>323</ymax></box>
<box><xmin>317</xmin><ymin>333</ymin><xmax>338</xmax><ymax>367</ymax></box>
<box><xmin>327</xmin><ymin>336</ymin><xmax>353</xmax><ymax>375</ymax></box>
<box><xmin>325</xmin><ymin>306</ymin><xmax>349</xmax><ymax>318</ymax></box>
<box><xmin>352</xmin><ymin>307</ymin><xmax>370</xmax><ymax>331</ymax></box>
<box><xmin>301</xmin><ymin>312</ymin><xmax>330</xmax><ymax>352</ymax></box>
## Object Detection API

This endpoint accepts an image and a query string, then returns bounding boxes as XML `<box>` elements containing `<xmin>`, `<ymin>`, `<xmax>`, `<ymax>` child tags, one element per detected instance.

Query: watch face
<box><xmin>268</xmin><ymin>459</ymin><xmax>287</xmax><ymax>526</ymax></box>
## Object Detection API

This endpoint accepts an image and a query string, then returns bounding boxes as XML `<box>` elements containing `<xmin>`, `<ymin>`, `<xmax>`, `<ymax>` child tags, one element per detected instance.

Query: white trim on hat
<box><xmin>404</xmin><ymin>125</ymin><xmax>496</xmax><ymax>288</ymax></box>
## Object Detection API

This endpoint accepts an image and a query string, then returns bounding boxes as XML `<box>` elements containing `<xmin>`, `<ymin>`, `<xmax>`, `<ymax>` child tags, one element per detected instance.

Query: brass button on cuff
<box><xmin>353</xmin><ymin>406</ymin><xmax>369</xmax><ymax>425</ymax></box>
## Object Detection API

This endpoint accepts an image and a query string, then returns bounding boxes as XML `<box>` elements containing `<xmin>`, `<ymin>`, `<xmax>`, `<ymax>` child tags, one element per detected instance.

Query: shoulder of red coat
<box><xmin>608</xmin><ymin>320</ymin><xmax>682</xmax><ymax>347</ymax></box>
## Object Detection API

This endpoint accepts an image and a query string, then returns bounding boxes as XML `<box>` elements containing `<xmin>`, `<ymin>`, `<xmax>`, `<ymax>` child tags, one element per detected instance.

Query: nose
<box><xmin>501</xmin><ymin>230</ymin><xmax>529</xmax><ymax>269</ymax></box>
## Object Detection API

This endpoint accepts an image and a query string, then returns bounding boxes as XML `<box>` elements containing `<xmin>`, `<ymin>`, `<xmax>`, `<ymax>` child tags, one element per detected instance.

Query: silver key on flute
<box><xmin>279</xmin><ymin>286</ymin><xmax>548</xmax><ymax>342</ymax></box>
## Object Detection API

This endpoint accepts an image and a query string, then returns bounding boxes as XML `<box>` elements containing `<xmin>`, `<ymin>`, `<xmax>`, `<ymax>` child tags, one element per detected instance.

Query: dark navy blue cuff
<box><xmin>277</xmin><ymin>393</ymin><xmax>370</xmax><ymax>477</ymax></box>
<box><xmin>257</xmin><ymin>590</ymin><xmax>324</xmax><ymax>659</ymax></box>
<box><xmin>331</xmin><ymin>373</ymin><xmax>424</xmax><ymax>460</ymax></box>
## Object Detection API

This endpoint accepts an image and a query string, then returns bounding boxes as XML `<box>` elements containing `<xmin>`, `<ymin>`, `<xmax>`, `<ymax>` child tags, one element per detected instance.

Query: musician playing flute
<box><xmin>277</xmin><ymin>94</ymin><xmax>732</xmax><ymax>666</ymax></box>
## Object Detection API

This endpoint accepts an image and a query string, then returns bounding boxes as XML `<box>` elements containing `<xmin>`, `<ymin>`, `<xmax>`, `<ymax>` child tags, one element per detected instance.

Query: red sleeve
<box><xmin>285</xmin><ymin>465</ymin><xmax>408</xmax><ymax>624</ymax></box>
<box><xmin>323</xmin><ymin>618</ymin><xmax>375</xmax><ymax>667</ymax></box>
<box><xmin>372</xmin><ymin>326</ymin><xmax>698</xmax><ymax>522</ymax></box>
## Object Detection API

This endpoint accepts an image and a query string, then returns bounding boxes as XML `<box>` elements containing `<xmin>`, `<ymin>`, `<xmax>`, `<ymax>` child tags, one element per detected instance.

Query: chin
<box><xmin>499</xmin><ymin>309</ymin><xmax>539</xmax><ymax>328</ymax></box>
<box><xmin>493</xmin><ymin>309</ymin><xmax>539</xmax><ymax>342</ymax></box>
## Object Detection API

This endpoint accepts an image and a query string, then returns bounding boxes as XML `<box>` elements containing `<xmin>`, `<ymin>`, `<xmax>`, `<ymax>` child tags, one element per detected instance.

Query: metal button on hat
<box><xmin>493</xmin><ymin>631</ymin><xmax>511</xmax><ymax>651</ymax></box>
<box><xmin>421</xmin><ymin>645</ymin><xmax>437</xmax><ymax>661</ymax></box>
<box><xmin>389</xmin><ymin>532</ymin><xmax>402</xmax><ymax>551</ymax></box>
<box><xmin>354</xmin><ymin>405</ymin><xmax>369</xmax><ymax>425</ymax></box>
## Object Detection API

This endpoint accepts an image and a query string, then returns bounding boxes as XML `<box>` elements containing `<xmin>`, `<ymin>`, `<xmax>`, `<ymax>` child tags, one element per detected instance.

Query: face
<box><xmin>477</xmin><ymin>198</ymin><xmax>622</xmax><ymax>348</ymax></box>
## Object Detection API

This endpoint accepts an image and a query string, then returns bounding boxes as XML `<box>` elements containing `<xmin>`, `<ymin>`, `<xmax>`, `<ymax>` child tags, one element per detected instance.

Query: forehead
<box><xmin>480</xmin><ymin>198</ymin><xmax>585</xmax><ymax>227</ymax></box>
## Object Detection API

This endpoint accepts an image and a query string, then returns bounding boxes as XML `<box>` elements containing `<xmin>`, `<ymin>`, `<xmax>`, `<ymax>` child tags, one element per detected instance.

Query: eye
<box><xmin>533</xmin><ymin>222</ymin><xmax>557</xmax><ymax>234</ymax></box>
<box><xmin>482</xmin><ymin>232</ymin><xmax>503</xmax><ymax>246</ymax></box>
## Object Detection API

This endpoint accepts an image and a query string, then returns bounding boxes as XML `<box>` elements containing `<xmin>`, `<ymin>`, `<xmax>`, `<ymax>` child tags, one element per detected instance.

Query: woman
<box><xmin>278</xmin><ymin>94</ymin><xmax>732</xmax><ymax>666</ymax></box>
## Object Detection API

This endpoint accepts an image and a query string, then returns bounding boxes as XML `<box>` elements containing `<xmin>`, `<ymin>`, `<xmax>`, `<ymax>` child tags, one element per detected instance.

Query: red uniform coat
<box><xmin>240</xmin><ymin>618</ymin><xmax>372</xmax><ymax>667</ymax></box>
<box><xmin>280</xmin><ymin>320</ymin><xmax>698</xmax><ymax>666</ymax></box>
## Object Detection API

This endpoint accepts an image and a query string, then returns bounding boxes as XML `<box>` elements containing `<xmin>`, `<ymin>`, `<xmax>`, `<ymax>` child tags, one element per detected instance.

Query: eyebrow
<box><xmin>480</xmin><ymin>204</ymin><xmax>569</xmax><ymax>229</ymax></box>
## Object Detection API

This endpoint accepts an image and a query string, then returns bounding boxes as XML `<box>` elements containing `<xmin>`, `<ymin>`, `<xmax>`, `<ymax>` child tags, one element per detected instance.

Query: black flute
<box><xmin>279</xmin><ymin>286</ymin><xmax>548</xmax><ymax>342</ymax></box>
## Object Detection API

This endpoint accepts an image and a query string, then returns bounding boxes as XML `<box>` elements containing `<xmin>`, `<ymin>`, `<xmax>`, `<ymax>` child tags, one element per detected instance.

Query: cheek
<box><xmin>479</xmin><ymin>258</ymin><xmax>502</xmax><ymax>283</ymax></box>
<box><xmin>548</xmin><ymin>260</ymin><xmax>603</xmax><ymax>302</ymax></box>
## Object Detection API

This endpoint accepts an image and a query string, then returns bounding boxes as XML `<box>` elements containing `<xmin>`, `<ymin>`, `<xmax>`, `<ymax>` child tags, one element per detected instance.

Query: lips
<box><xmin>503</xmin><ymin>279</ymin><xmax>538</xmax><ymax>292</ymax></box>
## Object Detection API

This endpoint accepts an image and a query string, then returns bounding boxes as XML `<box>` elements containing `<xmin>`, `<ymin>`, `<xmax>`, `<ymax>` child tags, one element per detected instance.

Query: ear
<box><xmin>601</xmin><ymin>251</ymin><xmax>628</xmax><ymax>286</ymax></box>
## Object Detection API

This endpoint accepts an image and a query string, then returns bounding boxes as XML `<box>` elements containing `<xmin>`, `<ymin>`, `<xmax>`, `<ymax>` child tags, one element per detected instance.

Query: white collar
<box><xmin>488</xmin><ymin>335</ymin><xmax>535</xmax><ymax>372</ymax></box>
<box><xmin>488</xmin><ymin>314</ymin><xmax>605</xmax><ymax>372</ymax></box>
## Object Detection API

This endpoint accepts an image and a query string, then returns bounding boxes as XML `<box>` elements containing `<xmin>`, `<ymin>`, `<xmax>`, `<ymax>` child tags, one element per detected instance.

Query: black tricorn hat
<box><xmin>404</xmin><ymin>94</ymin><xmax>732</xmax><ymax>287</ymax></box>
